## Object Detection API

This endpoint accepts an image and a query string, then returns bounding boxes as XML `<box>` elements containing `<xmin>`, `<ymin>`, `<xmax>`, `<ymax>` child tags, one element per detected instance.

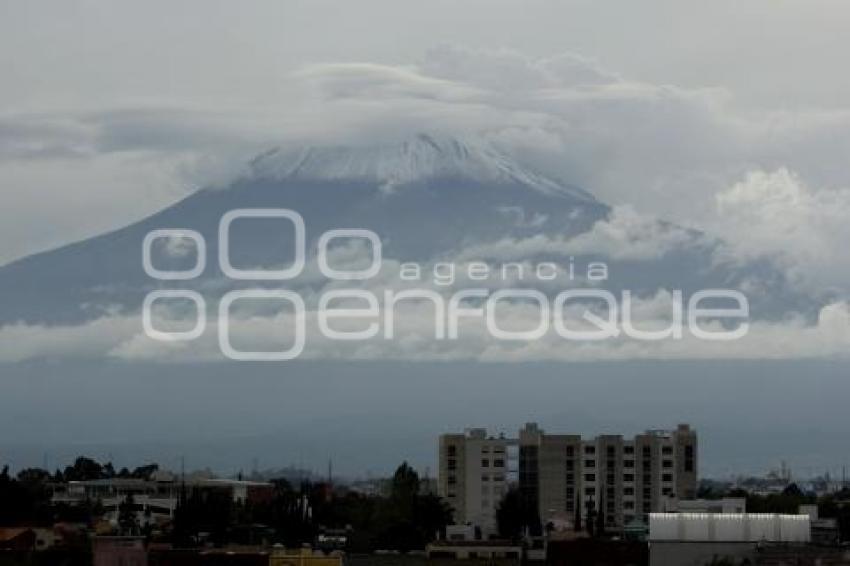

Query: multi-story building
<box><xmin>438</xmin><ymin>429</ymin><xmax>514</xmax><ymax>535</ymax></box>
<box><xmin>439</xmin><ymin>423</ymin><xmax>697</xmax><ymax>534</ymax></box>
<box><xmin>519</xmin><ymin>423</ymin><xmax>697</xmax><ymax>530</ymax></box>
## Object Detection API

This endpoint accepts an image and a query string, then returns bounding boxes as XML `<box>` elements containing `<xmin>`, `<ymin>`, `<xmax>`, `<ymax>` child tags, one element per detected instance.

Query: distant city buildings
<box><xmin>438</xmin><ymin>423</ymin><xmax>698</xmax><ymax>535</ymax></box>
<box><xmin>52</xmin><ymin>476</ymin><xmax>274</xmax><ymax>527</ymax></box>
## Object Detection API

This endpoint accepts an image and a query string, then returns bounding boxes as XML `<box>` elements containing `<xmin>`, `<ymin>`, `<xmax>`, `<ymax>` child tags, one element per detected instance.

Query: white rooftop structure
<box><xmin>649</xmin><ymin>513</ymin><xmax>810</xmax><ymax>543</ymax></box>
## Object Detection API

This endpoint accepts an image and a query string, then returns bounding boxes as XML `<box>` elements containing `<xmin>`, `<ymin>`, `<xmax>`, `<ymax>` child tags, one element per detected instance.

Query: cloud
<box><xmin>419</xmin><ymin>46</ymin><xmax>619</xmax><ymax>92</ymax></box>
<box><xmin>3</xmin><ymin>44</ymin><xmax>850</xmax><ymax>302</ymax></box>
<box><xmin>458</xmin><ymin>205</ymin><xmax>702</xmax><ymax>262</ymax></box>
<box><xmin>709</xmin><ymin>168</ymin><xmax>850</xmax><ymax>295</ymax></box>
<box><xmin>295</xmin><ymin>62</ymin><xmax>483</xmax><ymax>103</ymax></box>
<box><xmin>0</xmin><ymin>294</ymin><xmax>847</xmax><ymax>364</ymax></box>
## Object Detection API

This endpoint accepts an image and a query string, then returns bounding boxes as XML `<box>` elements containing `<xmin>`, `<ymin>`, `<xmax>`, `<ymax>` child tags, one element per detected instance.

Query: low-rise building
<box><xmin>425</xmin><ymin>540</ymin><xmax>522</xmax><ymax>562</ymax></box>
<box><xmin>52</xmin><ymin>477</ymin><xmax>274</xmax><ymax>527</ymax></box>
<box><xmin>648</xmin><ymin>512</ymin><xmax>810</xmax><ymax>566</ymax></box>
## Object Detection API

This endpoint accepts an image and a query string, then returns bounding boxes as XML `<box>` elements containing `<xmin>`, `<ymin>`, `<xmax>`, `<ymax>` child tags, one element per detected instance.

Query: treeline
<box><xmin>172</xmin><ymin>462</ymin><xmax>452</xmax><ymax>551</ymax></box>
<box><xmin>0</xmin><ymin>458</ymin><xmax>453</xmax><ymax>553</ymax></box>
<box><xmin>1</xmin><ymin>464</ymin><xmax>102</xmax><ymax>526</ymax></box>
<box><xmin>0</xmin><ymin>457</ymin><xmax>162</xmax><ymax>526</ymax></box>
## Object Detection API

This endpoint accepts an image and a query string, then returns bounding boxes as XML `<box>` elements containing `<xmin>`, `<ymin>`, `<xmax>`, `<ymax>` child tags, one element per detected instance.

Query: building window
<box><xmin>482</xmin><ymin>459</ymin><xmax>489</xmax><ymax>467</ymax></box>
<box><xmin>584</xmin><ymin>446</ymin><xmax>596</xmax><ymax>455</ymax></box>
<box><xmin>624</xmin><ymin>473</ymin><xmax>634</xmax><ymax>482</ymax></box>
<box><xmin>625</xmin><ymin>501</ymin><xmax>635</xmax><ymax>510</ymax></box>
<box><xmin>494</xmin><ymin>474</ymin><xmax>505</xmax><ymax>482</ymax></box>
<box><xmin>482</xmin><ymin>474</ymin><xmax>489</xmax><ymax>482</ymax></box>
<box><xmin>642</xmin><ymin>446</ymin><xmax>651</xmax><ymax>457</ymax></box>
<box><xmin>662</xmin><ymin>446</ymin><xmax>673</xmax><ymax>455</ymax></box>
<box><xmin>643</xmin><ymin>488</ymin><xmax>651</xmax><ymax>499</ymax></box>
<box><xmin>624</xmin><ymin>446</ymin><xmax>634</xmax><ymax>455</ymax></box>
<box><xmin>447</xmin><ymin>445</ymin><xmax>457</xmax><ymax>457</ymax></box>
<box><xmin>566</xmin><ymin>460</ymin><xmax>574</xmax><ymax>471</ymax></box>
<box><xmin>584</xmin><ymin>459</ymin><xmax>596</xmax><ymax>468</ymax></box>
<box><xmin>494</xmin><ymin>459</ymin><xmax>505</xmax><ymax>468</ymax></box>
<box><xmin>566</xmin><ymin>473</ymin><xmax>574</xmax><ymax>484</ymax></box>
<box><xmin>448</xmin><ymin>475</ymin><xmax>457</xmax><ymax>485</ymax></box>
<box><xmin>585</xmin><ymin>487</ymin><xmax>595</xmax><ymax>496</ymax></box>
<box><xmin>684</xmin><ymin>445</ymin><xmax>695</xmax><ymax>472</ymax></box>
<box><xmin>662</xmin><ymin>460</ymin><xmax>672</xmax><ymax>469</ymax></box>
<box><xmin>584</xmin><ymin>473</ymin><xmax>596</xmax><ymax>482</ymax></box>
<box><xmin>448</xmin><ymin>459</ymin><xmax>457</xmax><ymax>471</ymax></box>
<box><xmin>662</xmin><ymin>473</ymin><xmax>673</xmax><ymax>482</ymax></box>
<box><xmin>624</xmin><ymin>487</ymin><xmax>634</xmax><ymax>496</ymax></box>
<box><xmin>566</xmin><ymin>446</ymin><xmax>575</xmax><ymax>457</ymax></box>
<box><xmin>624</xmin><ymin>460</ymin><xmax>634</xmax><ymax>468</ymax></box>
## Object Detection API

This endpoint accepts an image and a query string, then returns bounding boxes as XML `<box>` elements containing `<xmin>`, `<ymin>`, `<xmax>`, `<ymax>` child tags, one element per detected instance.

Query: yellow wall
<box><xmin>269</xmin><ymin>548</ymin><xmax>343</xmax><ymax>566</ymax></box>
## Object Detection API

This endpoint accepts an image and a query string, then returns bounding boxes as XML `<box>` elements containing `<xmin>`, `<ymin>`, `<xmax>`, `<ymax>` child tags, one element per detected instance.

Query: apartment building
<box><xmin>438</xmin><ymin>429</ymin><xmax>514</xmax><ymax>535</ymax></box>
<box><xmin>519</xmin><ymin>423</ymin><xmax>697</xmax><ymax>530</ymax></box>
<box><xmin>439</xmin><ymin>423</ymin><xmax>697</xmax><ymax>534</ymax></box>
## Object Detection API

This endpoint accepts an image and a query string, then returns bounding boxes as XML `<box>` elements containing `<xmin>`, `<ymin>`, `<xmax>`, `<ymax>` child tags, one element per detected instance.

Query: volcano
<box><xmin>0</xmin><ymin>133</ymin><xmax>805</xmax><ymax>326</ymax></box>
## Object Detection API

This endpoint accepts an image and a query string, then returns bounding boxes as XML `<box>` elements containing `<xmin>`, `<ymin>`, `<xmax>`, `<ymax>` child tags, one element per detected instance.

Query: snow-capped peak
<box><xmin>248</xmin><ymin>133</ymin><xmax>596</xmax><ymax>201</ymax></box>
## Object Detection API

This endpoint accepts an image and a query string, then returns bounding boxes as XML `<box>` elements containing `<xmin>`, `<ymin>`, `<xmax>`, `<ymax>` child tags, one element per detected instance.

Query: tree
<box><xmin>390</xmin><ymin>462</ymin><xmax>420</xmax><ymax>502</ymax></box>
<box><xmin>17</xmin><ymin>468</ymin><xmax>51</xmax><ymax>485</ymax></box>
<box><xmin>595</xmin><ymin>493</ymin><xmax>605</xmax><ymax>537</ymax></box>
<box><xmin>573</xmin><ymin>494</ymin><xmax>582</xmax><ymax>532</ymax></box>
<box><xmin>63</xmin><ymin>457</ymin><xmax>105</xmax><ymax>481</ymax></box>
<box><xmin>496</xmin><ymin>487</ymin><xmax>523</xmax><ymax>540</ymax></box>
<box><xmin>131</xmin><ymin>464</ymin><xmax>159</xmax><ymax>480</ymax></box>
<box><xmin>118</xmin><ymin>494</ymin><xmax>139</xmax><ymax>535</ymax></box>
<box><xmin>586</xmin><ymin>501</ymin><xmax>595</xmax><ymax>537</ymax></box>
<box><xmin>173</xmin><ymin>487</ymin><xmax>234</xmax><ymax>547</ymax></box>
<box><xmin>414</xmin><ymin>493</ymin><xmax>452</xmax><ymax>543</ymax></box>
<box><xmin>0</xmin><ymin>466</ymin><xmax>53</xmax><ymax>525</ymax></box>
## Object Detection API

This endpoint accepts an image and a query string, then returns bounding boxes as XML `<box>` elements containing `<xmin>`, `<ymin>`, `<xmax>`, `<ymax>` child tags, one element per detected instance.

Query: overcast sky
<box><xmin>2</xmin><ymin>1</ymin><xmax>850</xmax><ymax>476</ymax></box>
<box><xmin>3</xmin><ymin>0</ymin><xmax>850</xmax><ymax>265</ymax></box>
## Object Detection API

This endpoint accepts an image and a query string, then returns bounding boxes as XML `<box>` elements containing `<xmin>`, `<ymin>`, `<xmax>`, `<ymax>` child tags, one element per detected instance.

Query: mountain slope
<box><xmin>0</xmin><ymin>134</ymin><xmax>609</xmax><ymax>325</ymax></box>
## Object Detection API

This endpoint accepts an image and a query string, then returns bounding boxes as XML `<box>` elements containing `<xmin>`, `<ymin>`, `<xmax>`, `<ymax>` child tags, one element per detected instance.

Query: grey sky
<box><xmin>3</xmin><ymin>0</ymin><xmax>850</xmax><ymax>264</ymax></box>
<box><xmin>1</xmin><ymin>1</ymin><xmax>850</xmax><ymax>478</ymax></box>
